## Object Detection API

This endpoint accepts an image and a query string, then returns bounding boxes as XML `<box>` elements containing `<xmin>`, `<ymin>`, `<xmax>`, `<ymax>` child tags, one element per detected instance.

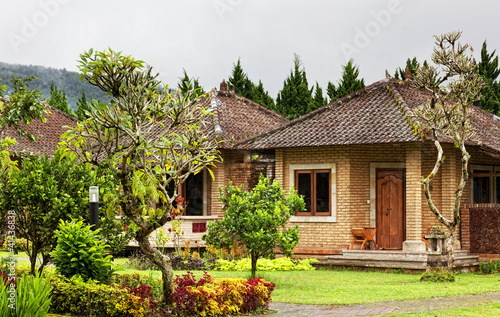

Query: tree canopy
<box><xmin>60</xmin><ymin>48</ymin><xmax>221</xmax><ymax>304</ymax></box>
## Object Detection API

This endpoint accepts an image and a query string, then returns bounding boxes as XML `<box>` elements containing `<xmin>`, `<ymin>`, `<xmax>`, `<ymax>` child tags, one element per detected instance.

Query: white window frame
<box><xmin>289</xmin><ymin>163</ymin><xmax>337</xmax><ymax>223</ymax></box>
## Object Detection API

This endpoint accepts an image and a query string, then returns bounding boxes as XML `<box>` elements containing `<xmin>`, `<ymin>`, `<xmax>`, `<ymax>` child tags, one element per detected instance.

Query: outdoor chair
<box><xmin>350</xmin><ymin>227</ymin><xmax>378</xmax><ymax>250</ymax></box>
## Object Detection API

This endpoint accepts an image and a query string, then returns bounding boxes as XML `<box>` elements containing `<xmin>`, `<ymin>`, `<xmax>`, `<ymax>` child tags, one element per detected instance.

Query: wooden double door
<box><xmin>376</xmin><ymin>169</ymin><xmax>406</xmax><ymax>250</ymax></box>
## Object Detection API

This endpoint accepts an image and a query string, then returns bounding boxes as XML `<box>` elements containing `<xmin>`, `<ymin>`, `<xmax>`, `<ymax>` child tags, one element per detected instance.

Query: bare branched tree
<box><xmin>59</xmin><ymin>48</ymin><xmax>221</xmax><ymax>304</ymax></box>
<box><xmin>410</xmin><ymin>31</ymin><xmax>485</xmax><ymax>270</ymax></box>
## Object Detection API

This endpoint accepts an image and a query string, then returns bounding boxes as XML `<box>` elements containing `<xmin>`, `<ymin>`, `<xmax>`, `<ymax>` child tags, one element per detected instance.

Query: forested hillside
<box><xmin>0</xmin><ymin>61</ymin><xmax>109</xmax><ymax>110</ymax></box>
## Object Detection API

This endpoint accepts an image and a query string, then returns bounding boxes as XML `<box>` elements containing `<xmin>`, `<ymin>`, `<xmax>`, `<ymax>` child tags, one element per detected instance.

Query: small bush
<box><xmin>128</xmin><ymin>251</ymin><xmax>206</xmax><ymax>271</ymax></box>
<box><xmin>51</xmin><ymin>219</ymin><xmax>114</xmax><ymax>282</ymax></box>
<box><xmin>214</xmin><ymin>257</ymin><xmax>317</xmax><ymax>272</ymax></box>
<box><xmin>0</xmin><ymin>273</ymin><xmax>52</xmax><ymax>317</ymax></box>
<box><xmin>479</xmin><ymin>259</ymin><xmax>500</xmax><ymax>274</ymax></box>
<box><xmin>420</xmin><ymin>268</ymin><xmax>455</xmax><ymax>282</ymax></box>
<box><xmin>112</xmin><ymin>272</ymin><xmax>162</xmax><ymax>304</ymax></box>
<box><xmin>169</xmin><ymin>271</ymin><xmax>275</xmax><ymax>316</ymax></box>
<box><xmin>50</xmin><ymin>275</ymin><xmax>150</xmax><ymax>317</ymax></box>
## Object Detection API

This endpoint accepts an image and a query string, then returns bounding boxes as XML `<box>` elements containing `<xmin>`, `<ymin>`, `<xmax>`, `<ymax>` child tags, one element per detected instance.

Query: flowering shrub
<box><xmin>112</xmin><ymin>272</ymin><xmax>162</xmax><ymax>304</ymax></box>
<box><xmin>169</xmin><ymin>271</ymin><xmax>275</xmax><ymax>316</ymax></box>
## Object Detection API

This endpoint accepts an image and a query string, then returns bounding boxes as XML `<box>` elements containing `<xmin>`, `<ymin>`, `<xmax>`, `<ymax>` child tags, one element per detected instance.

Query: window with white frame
<box><xmin>289</xmin><ymin>163</ymin><xmax>336</xmax><ymax>222</ymax></box>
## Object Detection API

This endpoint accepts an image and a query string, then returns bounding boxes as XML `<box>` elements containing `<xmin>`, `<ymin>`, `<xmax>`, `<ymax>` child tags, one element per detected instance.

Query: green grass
<box><xmin>396</xmin><ymin>302</ymin><xmax>500</xmax><ymax>316</ymax></box>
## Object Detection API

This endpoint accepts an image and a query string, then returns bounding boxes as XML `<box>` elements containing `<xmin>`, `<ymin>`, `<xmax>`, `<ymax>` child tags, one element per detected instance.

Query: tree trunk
<box><xmin>136</xmin><ymin>232</ymin><xmax>174</xmax><ymax>305</ymax></box>
<box><xmin>445</xmin><ymin>226</ymin><xmax>457</xmax><ymax>271</ymax></box>
<box><xmin>251</xmin><ymin>251</ymin><xmax>258</xmax><ymax>278</ymax></box>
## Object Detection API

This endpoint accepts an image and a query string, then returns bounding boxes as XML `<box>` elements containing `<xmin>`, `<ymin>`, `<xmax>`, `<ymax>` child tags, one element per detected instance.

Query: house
<box><xmin>149</xmin><ymin>81</ymin><xmax>289</xmax><ymax>247</ymax></box>
<box><xmin>234</xmin><ymin>78</ymin><xmax>500</xmax><ymax>259</ymax></box>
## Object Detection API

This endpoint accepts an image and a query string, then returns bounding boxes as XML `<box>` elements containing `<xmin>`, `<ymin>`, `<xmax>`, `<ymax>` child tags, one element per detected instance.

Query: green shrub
<box><xmin>50</xmin><ymin>274</ymin><xmax>149</xmax><ymax>317</ymax></box>
<box><xmin>0</xmin><ymin>273</ymin><xmax>52</xmax><ymax>317</ymax></box>
<box><xmin>1</xmin><ymin>238</ymin><xmax>28</xmax><ymax>253</ymax></box>
<box><xmin>214</xmin><ymin>257</ymin><xmax>318</xmax><ymax>272</ymax></box>
<box><xmin>420</xmin><ymin>268</ymin><xmax>455</xmax><ymax>282</ymax></box>
<box><xmin>51</xmin><ymin>219</ymin><xmax>114</xmax><ymax>282</ymax></box>
<box><xmin>479</xmin><ymin>259</ymin><xmax>500</xmax><ymax>274</ymax></box>
<box><xmin>112</xmin><ymin>272</ymin><xmax>163</xmax><ymax>303</ymax></box>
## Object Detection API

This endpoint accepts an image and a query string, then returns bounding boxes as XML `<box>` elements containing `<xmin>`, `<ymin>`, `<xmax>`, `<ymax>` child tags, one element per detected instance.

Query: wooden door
<box><xmin>376</xmin><ymin>169</ymin><xmax>405</xmax><ymax>249</ymax></box>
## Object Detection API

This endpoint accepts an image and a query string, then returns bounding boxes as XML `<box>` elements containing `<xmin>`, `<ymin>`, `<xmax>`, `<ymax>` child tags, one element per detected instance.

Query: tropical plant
<box><xmin>204</xmin><ymin>175</ymin><xmax>304</xmax><ymax>277</ymax></box>
<box><xmin>51</xmin><ymin>219</ymin><xmax>114</xmax><ymax>283</ymax></box>
<box><xmin>59</xmin><ymin>48</ymin><xmax>221</xmax><ymax>304</ymax></box>
<box><xmin>0</xmin><ymin>273</ymin><xmax>52</xmax><ymax>317</ymax></box>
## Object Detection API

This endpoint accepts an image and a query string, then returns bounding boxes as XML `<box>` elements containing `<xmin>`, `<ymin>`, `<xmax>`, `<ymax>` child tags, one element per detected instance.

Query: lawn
<box><xmin>4</xmin><ymin>254</ymin><xmax>500</xmax><ymax>316</ymax></box>
<box><xmin>113</xmin><ymin>260</ymin><xmax>500</xmax><ymax>306</ymax></box>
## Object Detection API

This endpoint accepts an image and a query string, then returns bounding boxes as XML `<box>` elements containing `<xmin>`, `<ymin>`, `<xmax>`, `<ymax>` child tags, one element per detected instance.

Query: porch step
<box><xmin>315</xmin><ymin>250</ymin><xmax>479</xmax><ymax>271</ymax></box>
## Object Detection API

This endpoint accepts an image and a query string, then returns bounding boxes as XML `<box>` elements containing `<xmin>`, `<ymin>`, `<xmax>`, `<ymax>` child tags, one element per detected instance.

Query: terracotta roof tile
<box><xmin>0</xmin><ymin>102</ymin><xmax>78</xmax><ymax>157</ymax></box>
<box><xmin>236</xmin><ymin>79</ymin><xmax>500</xmax><ymax>156</ymax></box>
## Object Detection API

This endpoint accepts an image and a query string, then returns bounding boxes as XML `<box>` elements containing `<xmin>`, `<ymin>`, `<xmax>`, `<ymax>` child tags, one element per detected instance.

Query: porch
<box><xmin>313</xmin><ymin>249</ymin><xmax>479</xmax><ymax>272</ymax></box>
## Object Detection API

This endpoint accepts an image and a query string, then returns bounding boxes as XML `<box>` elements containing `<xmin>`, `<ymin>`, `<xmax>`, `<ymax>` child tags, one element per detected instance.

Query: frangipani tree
<box><xmin>59</xmin><ymin>48</ymin><xmax>221</xmax><ymax>303</ymax></box>
<box><xmin>410</xmin><ymin>31</ymin><xmax>485</xmax><ymax>270</ymax></box>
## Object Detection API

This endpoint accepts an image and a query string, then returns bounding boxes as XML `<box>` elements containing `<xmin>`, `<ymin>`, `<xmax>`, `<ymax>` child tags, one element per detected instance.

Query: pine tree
<box><xmin>47</xmin><ymin>82</ymin><xmax>74</xmax><ymax>117</ymax></box>
<box><xmin>327</xmin><ymin>59</ymin><xmax>365</xmax><ymax>103</ymax></box>
<box><xmin>475</xmin><ymin>41</ymin><xmax>500</xmax><ymax>115</ymax></box>
<box><xmin>275</xmin><ymin>54</ymin><xmax>314</xmax><ymax>119</ymax></box>
<box><xmin>75</xmin><ymin>88</ymin><xmax>90</xmax><ymax>121</ymax></box>
<box><xmin>394</xmin><ymin>57</ymin><xmax>419</xmax><ymax>80</ymax></box>
<box><xmin>312</xmin><ymin>82</ymin><xmax>326</xmax><ymax>110</ymax></box>
<box><xmin>228</xmin><ymin>58</ymin><xmax>253</xmax><ymax>99</ymax></box>
<box><xmin>251</xmin><ymin>80</ymin><xmax>275</xmax><ymax>111</ymax></box>
<box><xmin>177</xmin><ymin>69</ymin><xmax>205</xmax><ymax>100</ymax></box>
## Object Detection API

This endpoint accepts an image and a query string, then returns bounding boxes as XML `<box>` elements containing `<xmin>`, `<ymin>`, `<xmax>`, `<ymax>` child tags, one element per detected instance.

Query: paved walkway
<box><xmin>255</xmin><ymin>291</ymin><xmax>500</xmax><ymax>316</ymax></box>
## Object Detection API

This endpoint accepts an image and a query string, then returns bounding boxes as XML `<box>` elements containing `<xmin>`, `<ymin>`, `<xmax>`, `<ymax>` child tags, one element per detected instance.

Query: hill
<box><xmin>0</xmin><ymin>61</ymin><xmax>109</xmax><ymax>110</ymax></box>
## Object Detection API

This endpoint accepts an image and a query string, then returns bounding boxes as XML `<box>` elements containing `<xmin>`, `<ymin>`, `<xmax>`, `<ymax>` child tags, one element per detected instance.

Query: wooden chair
<box><xmin>421</xmin><ymin>227</ymin><xmax>431</xmax><ymax>248</ymax></box>
<box><xmin>350</xmin><ymin>227</ymin><xmax>378</xmax><ymax>250</ymax></box>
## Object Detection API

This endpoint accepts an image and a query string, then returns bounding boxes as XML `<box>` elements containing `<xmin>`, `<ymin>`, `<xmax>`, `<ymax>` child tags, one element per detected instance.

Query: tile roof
<box><xmin>202</xmin><ymin>84</ymin><xmax>289</xmax><ymax>148</ymax></box>
<box><xmin>235</xmin><ymin>79</ymin><xmax>500</xmax><ymax>156</ymax></box>
<box><xmin>0</xmin><ymin>101</ymin><xmax>78</xmax><ymax>157</ymax></box>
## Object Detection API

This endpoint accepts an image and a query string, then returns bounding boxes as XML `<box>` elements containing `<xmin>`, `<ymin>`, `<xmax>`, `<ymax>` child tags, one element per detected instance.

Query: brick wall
<box><xmin>462</xmin><ymin>204</ymin><xmax>500</xmax><ymax>254</ymax></box>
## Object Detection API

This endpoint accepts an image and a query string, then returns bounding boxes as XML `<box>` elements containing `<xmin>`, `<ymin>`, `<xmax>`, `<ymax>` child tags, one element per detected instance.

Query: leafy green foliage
<box><xmin>327</xmin><ymin>59</ymin><xmax>365</xmax><ymax>103</ymax></box>
<box><xmin>275</xmin><ymin>54</ymin><xmax>314</xmax><ymax>119</ymax></box>
<box><xmin>420</xmin><ymin>268</ymin><xmax>455</xmax><ymax>282</ymax></box>
<box><xmin>479</xmin><ymin>259</ymin><xmax>500</xmax><ymax>274</ymax></box>
<box><xmin>213</xmin><ymin>257</ymin><xmax>318</xmax><ymax>272</ymax></box>
<box><xmin>0</xmin><ymin>153</ymin><xmax>97</xmax><ymax>276</ymax></box>
<box><xmin>204</xmin><ymin>175</ymin><xmax>304</xmax><ymax>277</ymax></box>
<box><xmin>0</xmin><ymin>273</ymin><xmax>52</xmax><ymax>317</ymax></box>
<box><xmin>47</xmin><ymin>82</ymin><xmax>74</xmax><ymax>117</ymax></box>
<box><xmin>51</xmin><ymin>219</ymin><xmax>114</xmax><ymax>283</ymax></box>
<box><xmin>0</xmin><ymin>76</ymin><xmax>47</xmax><ymax>142</ymax></box>
<box><xmin>177</xmin><ymin>69</ymin><xmax>205</xmax><ymax>100</ymax></box>
<box><xmin>49</xmin><ymin>274</ymin><xmax>149</xmax><ymax>317</ymax></box>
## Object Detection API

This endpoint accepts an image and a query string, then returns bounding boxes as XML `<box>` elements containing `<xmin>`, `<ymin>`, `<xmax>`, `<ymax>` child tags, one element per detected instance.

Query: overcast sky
<box><xmin>2</xmin><ymin>0</ymin><xmax>500</xmax><ymax>97</ymax></box>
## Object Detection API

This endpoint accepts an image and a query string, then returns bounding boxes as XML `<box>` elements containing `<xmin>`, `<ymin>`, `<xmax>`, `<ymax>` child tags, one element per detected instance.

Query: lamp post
<box><xmin>89</xmin><ymin>186</ymin><xmax>99</xmax><ymax>230</ymax></box>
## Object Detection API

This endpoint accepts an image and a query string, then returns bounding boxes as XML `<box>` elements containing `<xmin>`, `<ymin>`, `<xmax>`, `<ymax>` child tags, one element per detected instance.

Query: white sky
<box><xmin>2</xmin><ymin>0</ymin><xmax>500</xmax><ymax>97</ymax></box>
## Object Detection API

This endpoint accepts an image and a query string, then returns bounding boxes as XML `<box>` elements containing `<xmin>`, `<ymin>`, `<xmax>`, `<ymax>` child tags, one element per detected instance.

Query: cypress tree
<box><xmin>394</xmin><ymin>57</ymin><xmax>419</xmax><ymax>80</ymax></box>
<box><xmin>475</xmin><ymin>41</ymin><xmax>500</xmax><ymax>115</ymax></box>
<box><xmin>228</xmin><ymin>58</ymin><xmax>253</xmax><ymax>98</ymax></box>
<box><xmin>275</xmin><ymin>54</ymin><xmax>314</xmax><ymax>119</ymax></box>
<box><xmin>312</xmin><ymin>82</ymin><xmax>326</xmax><ymax>110</ymax></box>
<box><xmin>47</xmin><ymin>82</ymin><xmax>74</xmax><ymax>117</ymax></box>
<box><xmin>75</xmin><ymin>88</ymin><xmax>90</xmax><ymax>121</ymax></box>
<box><xmin>177</xmin><ymin>69</ymin><xmax>205</xmax><ymax>100</ymax></box>
<box><xmin>327</xmin><ymin>59</ymin><xmax>365</xmax><ymax>103</ymax></box>
<box><xmin>251</xmin><ymin>80</ymin><xmax>275</xmax><ymax>111</ymax></box>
